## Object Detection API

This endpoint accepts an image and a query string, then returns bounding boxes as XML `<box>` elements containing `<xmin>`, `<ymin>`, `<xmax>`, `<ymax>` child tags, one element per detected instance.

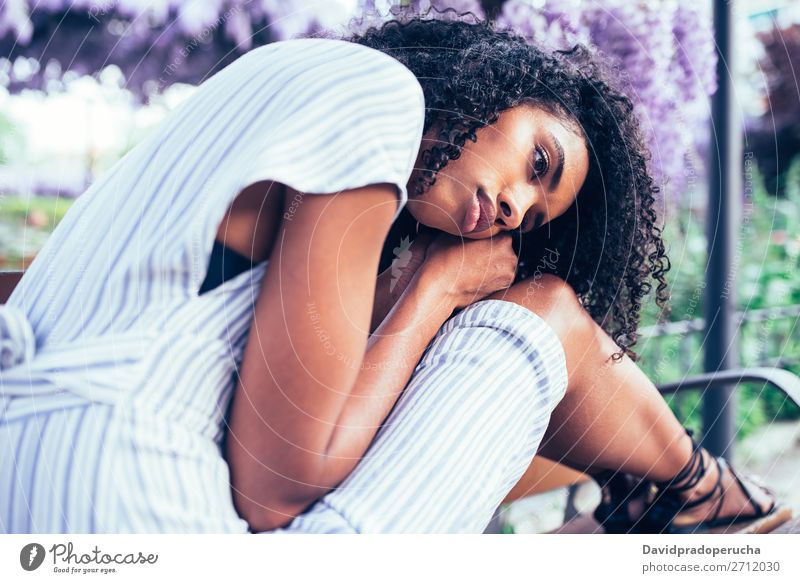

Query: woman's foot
<box><xmin>592</xmin><ymin>429</ymin><xmax>782</xmax><ymax>533</ymax></box>
<box><xmin>668</xmin><ymin>445</ymin><xmax>776</xmax><ymax>528</ymax></box>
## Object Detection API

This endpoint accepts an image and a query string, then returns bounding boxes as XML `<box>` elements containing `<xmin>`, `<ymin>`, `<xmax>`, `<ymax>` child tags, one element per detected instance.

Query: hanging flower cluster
<box><xmin>496</xmin><ymin>0</ymin><xmax>718</xmax><ymax>197</ymax></box>
<box><xmin>0</xmin><ymin>0</ymin><xmax>718</xmax><ymax>195</ymax></box>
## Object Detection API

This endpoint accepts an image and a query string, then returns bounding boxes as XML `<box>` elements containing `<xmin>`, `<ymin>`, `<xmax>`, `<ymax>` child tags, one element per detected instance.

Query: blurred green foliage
<box><xmin>638</xmin><ymin>160</ymin><xmax>800</xmax><ymax>440</ymax></box>
<box><xmin>0</xmin><ymin>194</ymin><xmax>73</xmax><ymax>268</ymax></box>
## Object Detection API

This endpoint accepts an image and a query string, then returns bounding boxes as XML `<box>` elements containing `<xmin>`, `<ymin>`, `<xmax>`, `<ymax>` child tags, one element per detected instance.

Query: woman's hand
<box><xmin>371</xmin><ymin>230</ymin><xmax>517</xmax><ymax>331</ymax></box>
<box><xmin>386</xmin><ymin>230</ymin><xmax>434</xmax><ymax>304</ymax></box>
<box><xmin>421</xmin><ymin>232</ymin><xmax>518</xmax><ymax>309</ymax></box>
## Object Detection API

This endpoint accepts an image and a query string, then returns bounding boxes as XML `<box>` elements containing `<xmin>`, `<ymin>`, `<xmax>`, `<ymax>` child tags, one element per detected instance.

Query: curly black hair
<box><xmin>337</xmin><ymin>8</ymin><xmax>671</xmax><ymax>362</ymax></box>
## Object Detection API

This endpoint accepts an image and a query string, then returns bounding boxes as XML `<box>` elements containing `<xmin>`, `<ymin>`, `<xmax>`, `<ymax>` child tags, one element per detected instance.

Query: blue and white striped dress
<box><xmin>0</xmin><ymin>37</ymin><xmax>428</xmax><ymax>533</ymax></box>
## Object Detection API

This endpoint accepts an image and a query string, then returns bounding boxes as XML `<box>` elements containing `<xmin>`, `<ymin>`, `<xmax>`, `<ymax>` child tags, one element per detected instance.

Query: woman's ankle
<box><xmin>655</xmin><ymin>430</ymin><xmax>717</xmax><ymax>501</ymax></box>
<box><xmin>653</xmin><ymin>430</ymin><xmax>697</xmax><ymax>485</ymax></box>
<box><xmin>674</xmin><ymin>448</ymin><xmax>720</xmax><ymax>504</ymax></box>
<box><xmin>657</xmin><ymin>442</ymin><xmax>723</xmax><ymax>511</ymax></box>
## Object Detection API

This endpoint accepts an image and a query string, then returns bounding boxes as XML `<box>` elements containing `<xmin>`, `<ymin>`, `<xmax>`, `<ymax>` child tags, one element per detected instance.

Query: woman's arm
<box><xmin>323</xmin><ymin>233</ymin><xmax>519</xmax><ymax>491</ymax></box>
<box><xmin>225</xmin><ymin>183</ymin><xmax>400</xmax><ymax>531</ymax></box>
<box><xmin>370</xmin><ymin>231</ymin><xmax>432</xmax><ymax>333</ymax></box>
<box><xmin>225</xmin><ymin>185</ymin><xmax>517</xmax><ymax>531</ymax></box>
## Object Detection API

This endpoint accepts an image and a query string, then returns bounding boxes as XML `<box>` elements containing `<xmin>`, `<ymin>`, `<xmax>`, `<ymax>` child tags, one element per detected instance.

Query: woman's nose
<box><xmin>494</xmin><ymin>190</ymin><xmax>533</xmax><ymax>231</ymax></box>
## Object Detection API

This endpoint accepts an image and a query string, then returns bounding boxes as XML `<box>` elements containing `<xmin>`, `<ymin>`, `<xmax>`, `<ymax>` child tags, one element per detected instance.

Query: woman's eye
<box><xmin>531</xmin><ymin>145</ymin><xmax>549</xmax><ymax>179</ymax></box>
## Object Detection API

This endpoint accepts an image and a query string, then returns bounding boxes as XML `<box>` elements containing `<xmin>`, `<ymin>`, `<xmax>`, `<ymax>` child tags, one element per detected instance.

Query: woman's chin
<box><xmin>424</xmin><ymin>224</ymin><xmax>496</xmax><ymax>239</ymax></box>
<box><xmin>461</xmin><ymin>229</ymin><xmax>495</xmax><ymax>240</ymax></box>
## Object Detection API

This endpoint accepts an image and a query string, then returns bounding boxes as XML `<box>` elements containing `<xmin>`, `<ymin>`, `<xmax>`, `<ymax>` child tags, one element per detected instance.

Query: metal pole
<box><xmin>703</xmin><ymin>0</ymin><xmax>742</xmax><ymax>459</ymax></box>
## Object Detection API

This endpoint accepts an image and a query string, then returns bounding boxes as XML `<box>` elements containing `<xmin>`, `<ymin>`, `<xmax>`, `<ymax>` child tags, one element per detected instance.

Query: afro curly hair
<box><xmin>338</xmin><ymin>8</ymin><xmax>671</xmax><ymax>362</ymax></box>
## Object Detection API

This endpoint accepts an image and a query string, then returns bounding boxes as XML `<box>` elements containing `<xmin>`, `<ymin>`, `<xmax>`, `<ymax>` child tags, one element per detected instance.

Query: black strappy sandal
<box><xmin>592</xmin><ymin>428</ymin><xmax>784</xmax><ymax>534</ymax></box>
<box><xmin>641</xmin><ymin>428</ymin><xmax>780</xmax><ymax>534</ymax></box>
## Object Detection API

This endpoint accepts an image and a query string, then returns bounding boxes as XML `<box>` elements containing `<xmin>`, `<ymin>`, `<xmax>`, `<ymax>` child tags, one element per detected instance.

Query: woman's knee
<box><xmin>486</xmin><ymin>273</ymin><xmax>592</xmax><ymax>353</ymax></box>
<box><xmin>420</xmin><ymin>296</ymin><xmax>570</xmax><ymax>409</ymax></box>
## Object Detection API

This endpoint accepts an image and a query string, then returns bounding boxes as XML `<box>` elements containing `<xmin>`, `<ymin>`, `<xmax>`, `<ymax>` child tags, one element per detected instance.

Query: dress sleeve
<box><xmin>238</xmin><ymin>39</ymin><xmax>427</xmax><ymax>223</ymax></box>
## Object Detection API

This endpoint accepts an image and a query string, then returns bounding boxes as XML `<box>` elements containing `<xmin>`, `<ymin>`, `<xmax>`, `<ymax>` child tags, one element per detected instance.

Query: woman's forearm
<box><xmin>370</xmin><ymin>267</ymin><xmax>396</xmax><ymax>333</ymax></box>
<box><xmin>371</xmin><ymin>233</ymin><xmax>431</xmax><ymax>333</ymax></box>
<box><xmin>237</xmin><ymin>232</ymin><xmax>516</xmax><ymax>530</ymax></box>
<box><xmin>318</xmin><ymin>265</ymin><xmax>456</xmax><ymax>491</ymax></box>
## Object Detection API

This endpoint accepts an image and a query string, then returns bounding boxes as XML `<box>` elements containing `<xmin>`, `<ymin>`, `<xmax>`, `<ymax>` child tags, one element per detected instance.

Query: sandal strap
<box><xmin>654</xmin><ymin>428</ymin><xmax>705</xmax><ymax>494</ymax></box>
<box><xmin>719</xmin><ymin>457</ymin><xmax>777</xmax><ymax>517</ymax></box>
<box><xmin>692</xmin><ymin>455</ymin><xmax>726</xmax><ymax>518</ymax></box>
<box><xmin>650</xmin><ymin>428</ymin><xmax>728</xmax><ymax>517</ymax></box>
<box><xmin>661</xmin><ymin>453</ymin><xmax>725</xmax><ymax>515</ymax></box>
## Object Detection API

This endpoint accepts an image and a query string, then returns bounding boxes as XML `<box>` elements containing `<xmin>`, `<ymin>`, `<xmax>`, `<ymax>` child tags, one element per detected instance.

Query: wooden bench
<box><xmin>549</xmin><ymin>508</ymin><xmax>798</xmax><ymax>534</ymax></box>
<box><xmin>0</xmin><ymin>271</ymin><xmax>22</xmax><ymax>305</ymax></box>
<box><xmin>2</xmin><ymin>271</ymin><xmax>798</xmax><ymax>533</ymax></box>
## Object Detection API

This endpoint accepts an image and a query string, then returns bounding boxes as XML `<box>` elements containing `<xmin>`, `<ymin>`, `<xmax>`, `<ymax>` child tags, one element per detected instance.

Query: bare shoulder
<box><xmin>280</xmin><ymin>182</ymin><xmax>400</xmax><ymax>237</ymax></box>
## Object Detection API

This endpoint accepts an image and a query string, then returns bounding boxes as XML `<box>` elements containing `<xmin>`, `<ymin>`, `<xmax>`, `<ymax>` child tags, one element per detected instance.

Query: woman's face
<box><xmin>406</xmin><ymin>104</ymin><xmax>590</xmax><ymax>239</ymax></box>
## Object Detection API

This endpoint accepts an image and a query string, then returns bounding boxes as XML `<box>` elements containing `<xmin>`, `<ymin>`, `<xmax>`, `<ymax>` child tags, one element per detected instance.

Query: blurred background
<box><xmin>1</xmin><ymin>0</ymin><xmax>798</xmax><ymax>532</ymax></box>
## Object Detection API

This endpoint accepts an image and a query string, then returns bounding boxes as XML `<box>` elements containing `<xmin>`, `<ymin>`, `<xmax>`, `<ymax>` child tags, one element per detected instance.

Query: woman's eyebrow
<box><xmin>548</xmin><ymin>131</ymin><xmax>565</xmax><ymax>193</ymax></box>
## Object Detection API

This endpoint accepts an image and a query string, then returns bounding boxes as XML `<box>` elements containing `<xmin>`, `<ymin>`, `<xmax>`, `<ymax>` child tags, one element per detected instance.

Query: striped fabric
<box><xmin>0</xmin><ymin>37</ymin><xmax>569</xmax><ymax>533</ymax></box>
<box><xmin>0</xmin><ymin>37</ymin><xmax>425</xmax><ymax>533</ymax></box>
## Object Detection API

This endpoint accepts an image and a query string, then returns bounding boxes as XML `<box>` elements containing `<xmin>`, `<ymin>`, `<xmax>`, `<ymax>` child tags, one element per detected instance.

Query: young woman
<box><xmin>0</xmin><ymin>15</ymin><xmax>779</xmax><ymax>534</ymax></box>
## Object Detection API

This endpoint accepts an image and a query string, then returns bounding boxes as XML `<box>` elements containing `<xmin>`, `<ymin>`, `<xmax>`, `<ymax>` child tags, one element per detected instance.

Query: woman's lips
<box><xmin>462</xmin><ymin>189</ymin><xmax>496</xmax><ymax>234</ymax></box>
<box><xmin>461</xmin><ymin>192</ymin><xmax>481</xmax><ymax>233</ymax></box>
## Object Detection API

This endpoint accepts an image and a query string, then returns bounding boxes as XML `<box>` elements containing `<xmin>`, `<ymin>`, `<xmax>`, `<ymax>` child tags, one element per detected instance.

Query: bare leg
<box><xmin>488</xmin><ymin>275</ymin><xmax>775</xmax><ymax>523</ymax></box>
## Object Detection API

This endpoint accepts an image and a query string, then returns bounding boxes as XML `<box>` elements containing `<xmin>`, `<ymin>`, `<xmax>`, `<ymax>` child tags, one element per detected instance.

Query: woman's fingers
<box><xmin>422</xmin><ymin>232</ymin><xmax>518</xmax><ymax>307</ymax></box>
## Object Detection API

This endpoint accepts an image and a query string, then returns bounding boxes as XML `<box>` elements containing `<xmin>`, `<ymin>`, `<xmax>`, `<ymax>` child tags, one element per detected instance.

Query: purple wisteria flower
<box><xmin>0</xmin><ymin>0</ymin><xmax>717</xmax><ymax>197</ymax></box>
<box><xmin>498</xmin><ymin>0</ymin><xmax>718</xmax><ymax>199</ymax></box>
